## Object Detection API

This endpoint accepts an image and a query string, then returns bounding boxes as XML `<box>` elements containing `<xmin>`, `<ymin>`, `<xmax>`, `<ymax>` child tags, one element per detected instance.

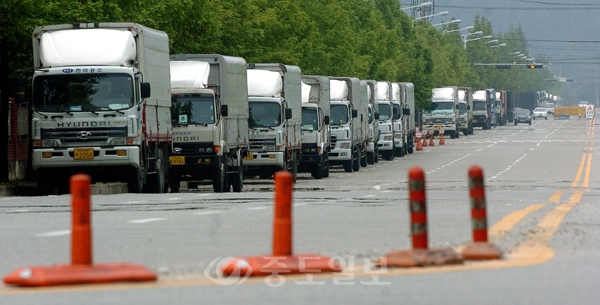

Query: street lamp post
<box><xmin>412</xmin><ymin>11</ymin><xmax>450</xmax><ymax>27</ymax></box>
<box><xmin>490</xmin><ymin>43</ymin><xmax>506</xmax><ymax>48</ymax></box>
<box><xmin>401</xmin><ymin>1</ymin><xmax>433</xmax><ymax>10</ymax></box>
<box><xmin>463</xmin><ymin>35</ymin><xmax>492</xmax><ymax>49</ymax></box>
<box><xmin>444</xmin><ymin>26</ymin><xmax>474</xmax><ymax>35</ymax></box>
<box><xmin>433</xmin><ymin>19</ymin><xmax>461</xmax><ymax>27</ymax></box>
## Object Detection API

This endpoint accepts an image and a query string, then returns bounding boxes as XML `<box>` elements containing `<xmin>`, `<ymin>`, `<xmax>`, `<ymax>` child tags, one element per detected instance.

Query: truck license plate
<box><xmin>169</xmin><ymin>156</ymin><xmax>185</xmax><ymax>165</ymax></box>
<box><xmin>435</xmin><ymin>125</ymin><xmax>442</xmax><ymax>129</ymax></box>
<box><xmin>74</xmin><ymin>148</ymin><xmax>94</xmax><ymax>160</ymax></box>
<box><xmin>243</xmin><ymin>154</ymin><xmax>255</xmax><ymax>161</ymax></box>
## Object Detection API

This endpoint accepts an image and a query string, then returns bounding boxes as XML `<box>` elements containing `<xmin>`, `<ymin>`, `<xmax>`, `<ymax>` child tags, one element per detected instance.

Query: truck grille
<box><xmin>41</xmin><ymin>127</ymin><xmax>128</xmax><ymax>145</ymax></box>
<box><xmin>249</xmin><ymin>138</ymin><xmax>276</xmax><ymax>150</ymax></box>
<box><xmin>330</xmin><ymin>135</ymin><xmax>337</xmax><ymax>149</ymax></box>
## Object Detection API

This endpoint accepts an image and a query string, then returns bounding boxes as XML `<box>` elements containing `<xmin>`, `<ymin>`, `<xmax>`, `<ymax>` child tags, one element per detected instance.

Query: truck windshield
<box><xmin>171</xmin><ymin>94</ymin><xmax>215</xmax><ymax>125</ymax></box>
<box><xmin>33</xmin><ymin>74</ymin><xmax>134</xmax><ymax>112</ymax></box>
<box><xmin>378</xmin><ymin>103</ymin><xmax>391</xmax><ymax>121</ymax></box>
<box><xmin>392</xmin><ymin>104</ymin><xmax>401</xmax><ymax>120</ymax></box>
<box><xmin>495</xmin><ymin>100</ymin><xmax>502</xmax><ymax>108</ymax></box>
<box><xmin>302</xmin><ymin>108</ymin><xmax>318</xmax><ymax>131</ymax></box>
<box><xmin>473</xmin><ymin>101</ymin><xmax>487</xmax><ymax>111</ymax></box>
<box><xmin>459</xmin><ymin>103</ymin><xmax>467</xmax><ymax>114</ymax></box>
<box><xmin>426</xmin><ymin>101</ymin><xmax>454</xmax><ymax>113</ymax></box>
<box><xmin>330</xmin><ymin>104</ymin><xmax>349</xmax><ymax>125</ymax></box>
<box><xmin>249</xmin><ymin>101</ymin><xmax>282</xmax><ymax>128</ymax></box>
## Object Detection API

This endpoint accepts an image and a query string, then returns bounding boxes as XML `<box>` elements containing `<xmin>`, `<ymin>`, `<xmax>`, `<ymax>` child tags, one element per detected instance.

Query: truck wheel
<box><xmin>312</xmin><ymin>160</ymin><xmax>324</xmax><ymax>179</ymax></box>
<box><xmin>344</xmin><ymin>160</ymin><xmax>352</xmax><ymax>172</ymax></box>
<box><xmin>374</xmin><ymin>147</ymin><xmax>380</xmax><ymax>162</ymax></box>
<box><xmin>292</xmin><ymin>151</ymin><xmax>298</xmax><ymax>182</ymax></box>
<box><xmin>128</xmin><ymin>167</ymin><xmax>144</xmax><ymax>193</ymax></box>
<box><xmin>367</xmin><ymin>152</ymin><xmax>375</xmax><ymax>165</ymax></box>
<box><xmin>360</xmin><ymin>149</ymin><xmax>367</xmax><ymax>167</ymax></box>
<box><xmin>213</xmin><ymin>163</ymin><xmax>226</xmax><ymax>193</ymax></box>
<box><xmin>37</xmin><ymin>169</ymin><xmax>56</xmax><ymax>195</ymax></box>
<box><xmin>169</xmin><ymin>174</ymin><xmax>181</xmax><ymax>193</ymax></box>
<box><xmin>323</xmin><ymin>158</ymin><xmax>330</xmax><ymax>177</ymax></box>
<box><xmin>230</xmin><ymin>166</ymin><xmax>243</xmax><ymax>192</ymax></box>
<box><xmin>146</xmin><ymin>145</ymin><xmax>167</xmax><ymax>193</ymax></box>
<box><xmin>352</xmin><ymin>148</ymin><xmax>360</xmax><ymax>172</ymax></box>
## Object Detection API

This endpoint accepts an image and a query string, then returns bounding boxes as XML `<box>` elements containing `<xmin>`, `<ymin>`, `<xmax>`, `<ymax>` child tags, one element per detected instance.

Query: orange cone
<box><xmin>461</xmin><ymin>166</ymin><xmax>502</xmax><ymax>260</ymax></box>
<box><xmin>422</xmin><ymin>131</ymin><xmax>429</xmax><ymax>147</ymax></box>
<box><xmin>375</xmin><ymin>167</ymin><xmax>463</xmax><ymax>267</ymax></box>
<box><xmin>416</xmin><ymin>133</ymin><xmax>423</xmax><ymax>151</ymax></box>
<box><xmin>3</xmin><ymin>174</ymin><xmax>157</xmax><ymax>287</ymax></box>
<box><xmin>429</xmin><ymin>133</ymin><xmax>435</xmax><ymax>146</ymax></box>
<box><xmin>221</xmin><ymin>170</ymin><xmax>342</xmax><ymax>276</ymax></box>
<box><xmin>439</xmin><ymin>132</ymin><xmax>445</xmax><ymax>145</ymax></box>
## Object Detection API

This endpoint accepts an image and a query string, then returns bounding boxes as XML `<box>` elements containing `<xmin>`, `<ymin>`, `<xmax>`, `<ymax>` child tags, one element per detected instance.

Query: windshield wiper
<box><xmin>80</xmin><ymin>105</ymin><xmax>99</xmax><ymax>116</ymax></box>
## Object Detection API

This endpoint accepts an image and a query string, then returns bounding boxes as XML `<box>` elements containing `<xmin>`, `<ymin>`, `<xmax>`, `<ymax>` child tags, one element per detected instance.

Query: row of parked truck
<box><xmin>26</xmin><ymin>23</ymin><xmax>514</xmax><ymax>195</ymax></box>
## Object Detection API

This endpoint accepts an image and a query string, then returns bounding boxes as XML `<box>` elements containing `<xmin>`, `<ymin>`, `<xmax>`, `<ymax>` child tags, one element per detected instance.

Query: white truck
<box><xmin>358</xmin><ymin>80</ymin><xmax>370</xmax><ymax>168</ymax></box>
<box><xmin>458</xmin><ymin>87</ymin><xmax>474</xmax><ymax>135</ymax></box>
<box><xmin>365</xmin><ymin>80</ymin><xmax>380</xmax><ymax>164</ymax></box>
<box><xmin>400</xmin><ymin>82</ymin><xmax>416</xmax><ymax>153</ymax></box>
<box><xmin>168</xmin><ymin>54</ymin><xmax>249</xmax><ymax>193</ymax></box>
<box><xmin>244</xmin><ymin>63</ymin><xmax>302</xmax><ymax>180</ymax></box>
<box><xmin>376</xmin><ymin>81</ymin><xmax>395</xmax><ymax>160</ymax></box>
<box><xmin>424</xmin><ymin>86</ymin><xmax>460</xmax><ymax>139</ymax></box>
<box><xmin>329</xmin><ymin>77</ymin><xmax>362</xmax><ymax>172</ymax></box>
<box><xmin>472</xmin><ymin>89</ymin><xmax>493</xmax><ymax>130</ymax></box>
<box><xmin>30</xmin><ymin>22</ymin><xmax>171</xmax><ymax>194</ymax></box>
<box><xmin>391</xmin><ymin>83</ymin><xmax>405</xmax><ymax>157</ymax></box>
<box><xmin>299</xmin><ymin>75</ymin><xmax>330</xmax><ymax>179</ymax></box>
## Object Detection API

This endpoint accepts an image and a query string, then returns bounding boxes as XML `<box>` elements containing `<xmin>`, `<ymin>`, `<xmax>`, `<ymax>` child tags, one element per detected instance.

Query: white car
<box><xmin>533</xmin><ymin>107</ymin><xmax>548</xmax><ymax>120</ymax></box>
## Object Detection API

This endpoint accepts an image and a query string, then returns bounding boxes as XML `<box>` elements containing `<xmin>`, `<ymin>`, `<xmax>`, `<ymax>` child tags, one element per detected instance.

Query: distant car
<box><xmin>533</xmin><ymin>107</ymin><xmax>548</xmax><ymax>120</ymax></box>
<box><xmin>514</xmin><ymin>108</ymin><xmax>532</xmax><ymax>125</ymax></box>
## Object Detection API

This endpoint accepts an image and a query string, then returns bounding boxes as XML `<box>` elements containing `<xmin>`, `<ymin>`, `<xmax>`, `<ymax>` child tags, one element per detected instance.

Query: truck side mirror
<box><xmin>403</xmin><ymin>108</ymin><xmax>410</xmax><ymax>115</ymax></box>
<box><xmin>352</xmin><ymin>109</ymin><xmax>358</xmax><ymax>118</ymax></box>
<box><xmin>220</xmin><ymin>104</ymin><xmax>228</xmax><ymax>117</ymax></box>
<box><xmin>140</xmin><ymin>82</ymin><xmax>151</xmax><ymax>99</ymax></box>
<box><xmin>467</xmin><ymin>105</ymin><xmax>471</xmax><ymax>110</ymax></box>
<box><xmin>375</xmin><ymin>113</ymin><xmax>379</xmax><ymax>120</ymax></box>
<box><xmin>456</xmin><ymin>104</ymin><xmax>460</xmax><ymax>109</ymax></box>
<box><xmin>285</xmin><ymin>108</ymin><xmax>293</xmax><ymax>120</ymax></box>
<box><xmin>324</xmin><ymin>115</ymin><xmax>330</xmax><ymax>125</ymax></box>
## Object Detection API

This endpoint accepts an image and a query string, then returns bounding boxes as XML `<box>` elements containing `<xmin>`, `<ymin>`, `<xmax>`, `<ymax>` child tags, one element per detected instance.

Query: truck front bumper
<box><xmin>32</xmin><ymin>146</ymin><xmax>140</xmax><ymax>170</ymax></box>
<box><xmin>243</xmin><ymin>151</ymin><xmax>285</xmax><ymax>168</ymax></box>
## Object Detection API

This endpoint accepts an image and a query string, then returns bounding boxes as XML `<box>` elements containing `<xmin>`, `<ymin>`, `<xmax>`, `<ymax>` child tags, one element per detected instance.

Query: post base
<box><xmin>462</xmin><ymin>242</ymin><xmax>503</xmax><ymax>260</ymax></box>
<box><xmin>220</xmin><ymin>254</ymin><xmax>342</xmax><ymax>276</ymax></box>
<box><xmin>375</xmin><ymin>248</ymin><xmax>463</xmax><ymax>268</ymax></box>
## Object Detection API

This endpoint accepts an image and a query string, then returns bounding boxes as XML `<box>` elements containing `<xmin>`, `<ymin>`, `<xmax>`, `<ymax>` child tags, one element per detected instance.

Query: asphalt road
<box><xmin>1</xmin><ymin>116</ymin><xmax>599</xmax><ymax>304</ymax></box>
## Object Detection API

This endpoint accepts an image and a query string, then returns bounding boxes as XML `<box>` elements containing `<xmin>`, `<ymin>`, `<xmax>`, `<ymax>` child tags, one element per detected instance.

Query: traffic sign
<box><xmin>586</xmin><ymin>105</ymin><xmax>594</xmax><ymax>119</ymax></box>
<box><xmin>416</xmin><ymin>132</ymin><xmax>422</xmax><ymax>139</ymax></box>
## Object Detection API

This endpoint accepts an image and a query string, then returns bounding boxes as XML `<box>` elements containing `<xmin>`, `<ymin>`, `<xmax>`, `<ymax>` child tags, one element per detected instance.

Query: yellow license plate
<box><xmin>243</xmin><ymin>154</ymin><xmax>255</xmax><ymax>161</ymax></box>
<box><xmin>74</xmin><ymin>148</ymin><xmax>94</xmax><ymax>160</ymax></box>
<box><xmin>435</xmin><ymin>125</ymin><xmax>442</xmax><ymax>129</ymax></box>
<box><xmin>169</xmin><ymin>156</ymin><xmax>185</xmax><ymax>165</ymax></box>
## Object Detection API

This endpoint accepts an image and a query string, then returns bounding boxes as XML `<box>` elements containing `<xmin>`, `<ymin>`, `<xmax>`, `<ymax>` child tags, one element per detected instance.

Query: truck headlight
<box><xmin>340</xmin><ymin>142</ymin><xmax>351</xmax><ymax>149</ymax></box>
<box><xmin>383</xmin><ymin>135</ymin><xmax>393</xmax><ymax>141</ymax></box>
<box><xmin>34</xmin><ymin>139</ymin><xmax>59</xmax><ymax>148</ymax></box>
<box><xmin>110</xmin><ymin>138</ymin><xmax>127</xmax><ymax>146</ymax></box>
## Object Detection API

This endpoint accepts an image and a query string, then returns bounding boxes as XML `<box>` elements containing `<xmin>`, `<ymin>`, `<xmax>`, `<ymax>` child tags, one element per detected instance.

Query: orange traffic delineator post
<box><xmin>422</xmin><ymin>131</ymin><xmax>429</xmax><ymax>147</ymax></box>
<box><xmin>3</xmin><ymin>174</ymin><xmax>157</xmax><ymax>287</ymax></box>
<box><xmin>375</xmin><ymin>167</ymin><xmax>463</xmax><ymax>268</ymax></box>
<box><xmin>429</xmin><ymin>133</ymin><xmax>435</xmax><ymax>146</ymax></box>
<box><xmin>439</xmin><ymin>130</ymin><xmax>446</xmax><ymax>145</ymax></box>
<box><xmin>415</xmin><ymin>133</ymin><xmax>423</xmax><ymax>151</ymax></box>
<box><xmin>220</xmin><ymin>170</ymin><xmax>342</xmax><ymax>276</ymax></box>
<box><xmin>461</xmin><ymin>166</ymin><xmax>502</xmax><ymax>260</ymax></box>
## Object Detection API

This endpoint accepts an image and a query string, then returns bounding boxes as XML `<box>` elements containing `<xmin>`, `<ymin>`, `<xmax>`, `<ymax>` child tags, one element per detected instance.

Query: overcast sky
<box><xmin>404</xmin><ymin>1</ymin><xmax>600</xmax><ymax>103</ymax></box>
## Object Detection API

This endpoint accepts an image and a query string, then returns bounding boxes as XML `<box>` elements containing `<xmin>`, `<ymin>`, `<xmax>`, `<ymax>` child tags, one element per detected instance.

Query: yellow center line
<box><xmin>488</xmin><ymin>204</ymin><xmax>546</xmax><ymax>244</ymax></box>
<box><xmin>583</xmin><ymin>154</ymin><xmax>593</xmax><ymax>188</ymax></box>
<box><xmin>572</xmin><ymin>153</ymin><xmax>587</xmax><ymax>188</ymax></box>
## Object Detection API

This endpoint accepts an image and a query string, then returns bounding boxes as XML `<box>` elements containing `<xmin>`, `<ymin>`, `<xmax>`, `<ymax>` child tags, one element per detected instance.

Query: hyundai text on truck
<box><xmin>168</xmin><ymin>54</ymin><xmax>249</xmax><ymax>193</ymax></box>
<box><xmin>31</xmin><ymin>22</ymin><xmax>171</xmax><ymax>194</ymax></box>
<box><xmin>244</xmin><ymin>64</ymin><xmax>302</xmax><ymax>180</ymax></box>
<box><xmin>376</xmin><ymin>81</ymin><xmax>395</xmax><ymax>160</ymax></box>
<box><xmin>424</xmin><ymin>86</ymin><xmax>460</xmax><ymax>139</ymax></box>
<box><xmin>299</xmin><ymin>75</ymin><xmax>331</xmax><ymax>179</ymax></box>
<box><xmin>458</xmin><ymin>87</ymin><xmax>474</xmax><ymax>135</ymax></box>
<box><xmin>329</xmin><ymin>77</ymin><xmax>362</xmax><ymax>172</ymax></box>
<box><xmin>365</xmin><ymin>80</ymin><xmax>380</xmax><ymax>164</ymax></box>
<box><xmin>472</xmin><ymin>89</ymin><xmax>493</xmax><ymax>130</ymax></box>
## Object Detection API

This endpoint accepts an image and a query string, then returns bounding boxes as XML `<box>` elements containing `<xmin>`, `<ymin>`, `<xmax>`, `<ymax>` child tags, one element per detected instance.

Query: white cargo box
<box><xmin>301</xmin><ymin>81</ymin><xmax>311</xmax><ymax>103</ymax></box>
<box><xmin>391</xmin><ymin>83</ymin><xmax>400</xmax><ymax>102</ymax></box>
<box><xmin>458</xmin><ymin>90</ymin><xmax>467</xmax><ymax>102</ymax></box>
<box><xmin>170</xmin><ymin>61</ymin><xmax>210</xmax><ymax>89</ymax></box>
<box><xmin>39</xmin><ymin>29</ymin><xmax>136</xmax><ymax>66</ymax></box>
<box><xmin>473</xmin><ymin>90</ymin><xmax>487</xmax><ymax>101</ymax></box>
<box><xmin>330</xmin><ymin>79</ymin><xmax>349</xmax><ymax>101</ymax></box>
<box><xmin>247</xmin><ymin>70</ymin><xmax>282</xmax><ymax>97</ymax></box>
<box><xmin>377</xmin><ymin>82</ymin><xmax>390</xmax><ymax>101</ymax></box>
<box><xmin>433</xmin><ymin>87</ymin><xmax>456</xmax><ymax>100</ymax></box>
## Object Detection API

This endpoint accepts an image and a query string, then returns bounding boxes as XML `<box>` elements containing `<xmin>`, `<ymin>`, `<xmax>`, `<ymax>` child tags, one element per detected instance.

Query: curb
<box><xmin>0</xmin><ymin>183</ymin><xmax>128</xmax><ymax>197</ymax></box>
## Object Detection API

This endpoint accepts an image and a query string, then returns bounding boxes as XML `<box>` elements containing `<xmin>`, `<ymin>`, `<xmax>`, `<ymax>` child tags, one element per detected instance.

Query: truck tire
<box><xmin>128</xmin><ymin>167</ymin><xmax>144</xmax><ymax>193</ymax></box>
<box><xmin>37</xmin><ymin>169</ymin><xmax>56</xmax><ymax>195</ymax></box>
<box><xmin>230</xmin><ymin>166</ymin><xmax>243</xmax><ymax>192</ymax></box>
<box><xmin>323</xmin><ymin>158</ymin><xmax>330</xmax><ymax>177</ymax></box>
<box><xmin>352</xmin><ymin>148</ymin><xmax>360</xmax><ymax>172</ymax></box>
<box><xmin>367</xmin><ymin>151</ymin><xmax>375</xmax><ymax>165</ymax></box>
<box><xmin>374</xmin><ymin>146</ymin><xmax>380</xmax><ymax>162</ymax></box>
<box><xmin>292</xmin><ymin>151</ymin><xmax>298</xmax><ymax>182</ymax></box>
<box><xmin>169</xmin><ymin>173</ymin><xmax>181</xmax><ymax>193</ymax></box>
<box><xmin>312</xmin><ymin>158</ymin><xmax>324</xmax><ymax>179</ymax></box>
<box><xmin>343</xmin><ymin>160</ymin><xmax>352</xmax><ymax>172</ymax></box>
<box><xmin>147</xmin><ymin>145</ymin><xmax>167</xmax><ymax>193</ymax></box>
<box><xmin>213</xmin><ymin>163</ymin><xmax>226</xmax><ymax>193</ymax></box>
<box><xmin>360</xmin><ymin>148</ymin><xmax>368</xmax><ymax>167</ymax></box>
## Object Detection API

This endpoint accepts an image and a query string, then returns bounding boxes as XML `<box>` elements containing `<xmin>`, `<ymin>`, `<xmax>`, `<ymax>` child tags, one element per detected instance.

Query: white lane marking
<box><xmin>363</xmin><ymin>195</ymin><xmax>376</xmax><ymax>198</ymax></box>
<box><xmin>121</xmin><ymin>201</ymin><xmax>148</xmax><ymax>204</ymax></box>
<box><xmin>294</xmin><ymin>203</ymin><xmax>307</xmax><ymax>206</ymax></box>
<box><xmin>373</xmin><ymin>185</ymin><xmax>381</xmax><ymax>190</ymax></box>
<box><xmin>168</xmin><ymin>198</ymin><xmax>182</xmax><ymax>201</ymax></box>
<box><xmin>247</xmin><ymin>207</ymin><xmax>268</xmax><ymax>210</ymax></box>
<box><xmin>36</xmin><ymin>230</ymin><xmax>70</xmax><ymax>237</ymax></box>
<box><xmin>8</xmin><ymin>209</ymin><xmax>30</xmax><ymax>213</ymax></box>
<box><xmin>195</xmin><ymin>211</ymin><xmax>222</xmax><ymax>215</ymax></box>
<box><xmin>128</xmin><ymin>218</ymin><xmax>167</xmax><ymax>224</ymax></box>
<box><xmin>196</xmin><ymin>194</ymin><xmax>211</xmax><ymax>197</ymax></box>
